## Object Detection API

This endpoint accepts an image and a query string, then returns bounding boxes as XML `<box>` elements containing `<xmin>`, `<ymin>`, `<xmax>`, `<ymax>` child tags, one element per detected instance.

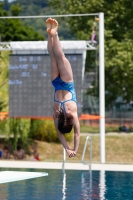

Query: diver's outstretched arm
<box><xmin>54</xmin><ymin>119</ymin><xmax>76</xmax><ymax>158</ymax></box>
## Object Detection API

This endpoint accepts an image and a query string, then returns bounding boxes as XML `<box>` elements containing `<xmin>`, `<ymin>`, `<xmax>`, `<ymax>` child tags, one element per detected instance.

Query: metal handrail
<box><xmin>81</xmin><ymin>136</ymin><xmax>92</xmax><ymax>170</ymax></box>
<box><xmin>63</xmin><ymin>148</ymin><xmax>66</xmax><ymax>164</ymax></box>
<box><xmin>62</xmin><ymin>135</ymin><xmax>92</xmax><ymax>170</ymax></box>
<box><xmin>62</xmin><ymin>148</ymin><xmax>66</xmax><ymax>173</ymax></box>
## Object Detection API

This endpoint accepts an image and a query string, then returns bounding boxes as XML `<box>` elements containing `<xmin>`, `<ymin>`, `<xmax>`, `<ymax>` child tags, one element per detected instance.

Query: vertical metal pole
<box><xmin>89</xmin><ymin>137</ymin><xmax>92</xmax><ymax>171</ymax></box>
<box><xmin>62</xmin><ymin>148</ymin><xmax>66</xmax><ymax>173</ymax></box>
<box><xmin>99</xmin><ymin>12</ymin><xmax>105</xmax><ymax>163</ymax></box>
<box><xmin>81</xmin><ymin>136</ymin><xmax>88</xmax><ymax>163</ymax></box>
<box><xmin>81</xmin><ymin>136</ymin><xmax>92</xmax><ymax>171</ymax></box>
<box><xmin>63</xmin><ymin>148</ymin><xmax>66</xmax><ymax>163</ymax></box>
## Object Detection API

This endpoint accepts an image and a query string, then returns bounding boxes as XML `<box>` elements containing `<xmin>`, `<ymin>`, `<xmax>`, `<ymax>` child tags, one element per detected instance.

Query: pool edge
<box><xmin>0</xmin><ymin>161</ymin><xmax>133</xmax><ymax>172</ymax></box>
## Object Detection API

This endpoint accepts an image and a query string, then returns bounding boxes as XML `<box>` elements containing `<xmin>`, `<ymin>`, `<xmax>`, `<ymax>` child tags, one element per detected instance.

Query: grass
<box><xmin>22</xmin><ymin>134</ymin><xmax>133</xmax><ymax>163</ymax></box>
<box><xmin>27</xmin><ymin>133</ymin><xmax>133</xmax><ymax>164</ymax></box>
<box><xmin>1</xmin><ymin>132</ymin><xmax>133</xmax><ymax>164</ymax></box>
<box><xmin>80</xmin><ymin>124</ymin><xmax>120</xmax><ymax>133</ymax></box>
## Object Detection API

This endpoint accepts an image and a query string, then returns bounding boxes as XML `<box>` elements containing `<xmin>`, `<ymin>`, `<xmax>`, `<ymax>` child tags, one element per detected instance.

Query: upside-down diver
<box><xmin>46</xmin><ymin>18</ymin><xmax>80</xmax><ymax>158</ymax></box>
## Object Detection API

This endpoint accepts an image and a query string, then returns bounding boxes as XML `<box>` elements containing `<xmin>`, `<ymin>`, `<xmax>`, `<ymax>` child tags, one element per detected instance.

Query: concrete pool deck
<box><xmin>0</xmin><ymin>161</ymin><xmax>133</xmax><ymax>172</ymax></box>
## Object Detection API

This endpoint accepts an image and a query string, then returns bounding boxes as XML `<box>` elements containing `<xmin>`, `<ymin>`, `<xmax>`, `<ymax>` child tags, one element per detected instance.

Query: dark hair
<box><xmin>3</xmin><ymin>146</ymin><xmax>9</xmax><ymax>150</ymax></box>
<box><xmin>17</xmin><ymin>145</ymin><xmax>21</xmax><ymax>151</ymax></box>
<box><xmin>58</xmin><ymin>109</ymin><xmax>73</xmax><ymax>134</ymax></box>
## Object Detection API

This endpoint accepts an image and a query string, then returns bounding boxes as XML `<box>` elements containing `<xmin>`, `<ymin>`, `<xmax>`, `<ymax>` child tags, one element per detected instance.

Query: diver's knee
<box><xmin>56</xmin><ymin>53</ymin><xmax>66</xmax><ymax>62</ymax></box>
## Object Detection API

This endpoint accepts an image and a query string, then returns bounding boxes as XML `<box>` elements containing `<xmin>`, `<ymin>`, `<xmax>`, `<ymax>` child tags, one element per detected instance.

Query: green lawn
<box><xmin>1</xmin><ymin>132</ymin><xmax>133</xmax><ymax>164</ymax></box>
<box><xmin>31</xmin><ymin>134</ymin><xmax>133</xmax><ymax>164</ymax></box>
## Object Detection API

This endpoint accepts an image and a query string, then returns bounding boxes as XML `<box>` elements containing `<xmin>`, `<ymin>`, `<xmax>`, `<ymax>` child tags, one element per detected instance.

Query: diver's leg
<box><xmin>50</xmin><ymin>19</ymin><xmax>73</xmax><ymax>82</ymax></box>
<box><xmin>46</xmin><ymin>18</ymin><xmax>59</xmax><ymax>80</ymax></box>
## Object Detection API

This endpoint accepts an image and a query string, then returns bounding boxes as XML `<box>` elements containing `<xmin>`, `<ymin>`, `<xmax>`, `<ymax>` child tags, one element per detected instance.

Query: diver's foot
<box><xmin>50</xmin><ymin>19</ymin><xmax>58</xmax><ymax>36</ymax></box>
<box><xmin>46</xmin><ymin>18</ymin><xmax>52</xmax><ymax>34</ymax></box>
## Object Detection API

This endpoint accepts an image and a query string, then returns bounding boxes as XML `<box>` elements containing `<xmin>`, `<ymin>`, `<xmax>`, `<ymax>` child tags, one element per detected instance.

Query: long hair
<box><xmin>58</xmin><ymin>109</ymin><xmax>73</xmax><ymax>134</ymax></box>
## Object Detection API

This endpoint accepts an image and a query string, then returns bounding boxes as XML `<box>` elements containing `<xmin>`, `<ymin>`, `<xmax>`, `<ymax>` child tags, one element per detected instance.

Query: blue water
<box><xmin>0</xmin><ymin>168</ymin><xmax>133</xmax><ymax>200</ymax></box>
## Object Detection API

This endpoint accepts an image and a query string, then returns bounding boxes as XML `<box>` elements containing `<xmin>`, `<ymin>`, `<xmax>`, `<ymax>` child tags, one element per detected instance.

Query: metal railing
<box><xmin>62</xmin><ymin>148</ymin><xmax>66</xmax><ymax>173</ymax></box>
<box><xmin>62</xmin><ymin>135</ymin><xmax>92</xmax><ymax>171</ymax></box>
<box><xmin>81</xmin><ymin>136</ymin><xmax>92</xmax><ymax>170</ymax></box>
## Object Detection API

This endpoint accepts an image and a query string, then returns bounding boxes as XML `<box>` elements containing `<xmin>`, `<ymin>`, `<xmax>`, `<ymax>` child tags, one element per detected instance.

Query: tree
<box><xmin>48</xmin><ymin>0</ymin><xmax>133</xmax><ymax>106</ymax></box>
<box><xmin>0</xmin><ymin>51</ymin><xmax>9</xmax><ymax>112</ymax></box>
<box><xmin>0</xmin><ymin>3</ymin><xmax>44</xmax><ymax>41</ymax></box>
<box><xmin>9</xmin><ymin>0</ymin><xmax>75</xmax><ymax>39</ymax></box>
<box><xmin>10</xmin><ymin>0</ymin><xmax>48</xmax><ymax>8</ymax></box>
<box><xmin>0</xmin><ymin>2</ymin><xmax>45</xmax><ymax>147</ymax></box>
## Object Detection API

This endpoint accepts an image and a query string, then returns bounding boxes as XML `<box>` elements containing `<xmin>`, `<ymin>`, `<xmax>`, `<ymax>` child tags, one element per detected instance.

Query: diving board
<box><xmin>0</xmin><ymin>171</ymin><xmax>48</xmax><ymax>184</ymax></box>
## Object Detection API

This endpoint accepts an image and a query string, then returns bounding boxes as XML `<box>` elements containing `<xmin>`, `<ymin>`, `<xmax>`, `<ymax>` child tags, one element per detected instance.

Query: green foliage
<box><xmin>0</xmin><ymin>118</ymin><xmax>9</xmax><ymax>135</ymax></box>
<box><xmin>7</xmin><ymin>0</ymin><xmax>75</xmax><ymax>39</ymax></box>
<box><xmin>0</xmin><ymin>2</ymin><xmax>44</xmax><ymax>41</ymax></box>
<box><xmin>0</xmin><ymin>118</ymin><xmax>31</xmax><ymax>149</ymax></box>
<box><xmin>0</xmin><ymin>51</ymin><xmax>10</xmax><ymax>111</ymax></box>
<box><xmin>0</xmin><ymin>118</ymin><xmax>73</xmax><ymax>147</ymax></box>
<box><xmin>0</xmin><ymin>51</ymin><xmax>30</xmax><ymax>148</ymax></box>
<box><xmin>10</xmin><ymin>0</ymin><xmax>48</xmax><ymax>8</ymax></box>
<box><xmin>29</xmin><ymin>119</ymin><xmax>73</xmax><ymax>142</ymax></box>
<box><xmin>105</xmin><ymin>39</ymin><xmax>133</xmax><ymax>106</ymax></box>
<box><xmin>11</xmin><ymin>3</ymin><xmax>22</xmax><ymax>16</ymax></box>
<box><xmin>48</xmin><ymin>0</ymin><xmax>103</xmax><ymax>40</ymax></box>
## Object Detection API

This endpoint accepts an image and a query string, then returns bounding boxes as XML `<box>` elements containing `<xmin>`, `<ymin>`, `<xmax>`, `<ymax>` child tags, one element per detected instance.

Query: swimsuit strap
<box><xmin>61</xmin><ymin>102</ymin><xmax>68</xmax><ymax>117</ymax></box>
<box><xmin>54</xmin><ymin>91</ymin><xmax>75</xmax><ymax>117</ymax></box>
<box><xmin>54</xmin><ymin>91</ymin><xmax>74</xmax><ymax>103</ymax></box>
<box><xmin>54</xmin><ymin>95</ymin><xmax>72</xmax><ymax>117</ymax></box>
<box><xmin>54</xmin><ymin>100</ymin><xmax>68</xmax><ymax>117</ymax></box>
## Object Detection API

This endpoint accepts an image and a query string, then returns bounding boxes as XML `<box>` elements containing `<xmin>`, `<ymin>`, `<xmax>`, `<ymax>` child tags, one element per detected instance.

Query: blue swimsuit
<box><xmin>52</xmin><ymin>76</ymin><xmax>77</xmax><ymax>115</ymax></box>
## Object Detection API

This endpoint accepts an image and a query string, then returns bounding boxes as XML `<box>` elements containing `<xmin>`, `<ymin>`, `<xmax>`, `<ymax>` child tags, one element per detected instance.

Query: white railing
<box><xmin>62</xmin><ymin>135</ymin><xmax>92</xmax><ymax>170</ymax></box>
<box><xmin>81</xmin><ymin>136</ymin><xmax>92</xmax><ymax>170</ymax></box>
<box><xmin>62</xmin><ymin>148</ymin><xmax>66</xmax><ymax>173</ymax></box>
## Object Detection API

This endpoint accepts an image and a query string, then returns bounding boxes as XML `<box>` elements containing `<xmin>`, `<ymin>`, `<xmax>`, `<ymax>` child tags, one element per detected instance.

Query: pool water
<box><xmin>0</xmin><ymin>168</ymin><xmax>133</xmax><ymax>200</ymax></box>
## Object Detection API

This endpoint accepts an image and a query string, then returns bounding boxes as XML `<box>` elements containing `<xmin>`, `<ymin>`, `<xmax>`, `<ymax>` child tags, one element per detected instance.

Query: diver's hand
<box><xmin>66</xmin><ymin>149</ymin><xmax>76</xmax><ymax>158</ymax></box>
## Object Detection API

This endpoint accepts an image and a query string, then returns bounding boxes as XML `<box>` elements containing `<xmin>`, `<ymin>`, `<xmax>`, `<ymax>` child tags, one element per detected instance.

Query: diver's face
<box><xmin>64</xmin><ymin>117</ymin><xmax>73</xmax><ymax>126</ymax></box>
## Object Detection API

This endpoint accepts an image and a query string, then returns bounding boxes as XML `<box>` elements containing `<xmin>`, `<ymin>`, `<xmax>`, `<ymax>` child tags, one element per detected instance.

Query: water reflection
<box><xmin>62</xmin><ymin>169</ymin><xmax>106</xmax><ymax>200</ymax></box>
<box><xmin>62</xmin><ymin>166</ymin><xmax>96</xmax><ymax>200</ymax></box>
<box><xmin>62</xmin><ymin>162</ymin><xmax>66</xmax><ymax>199</ymax></box>
<box><xmin>62</xmin><ymin>172</ymin><xmax>66</xmax><ymax>200</ymax></box>
<box><xmin>81</xmin><ymin>170</ymin><xmax>107</xmax><ymax>200</ymax></box>
<box><xmin>99</xmin><ymin>170</ymin><xmax>106</xmax><ymax>200</ymax></box>
<box><xmin>81</xmin><ymin>170</ymin><xmax>92</xmax><ymax>200</ymax></box>
<box><xmin>1</xmin><ymin>168</ymin><xmax>133</xmax><ymax>200</ymax></box>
